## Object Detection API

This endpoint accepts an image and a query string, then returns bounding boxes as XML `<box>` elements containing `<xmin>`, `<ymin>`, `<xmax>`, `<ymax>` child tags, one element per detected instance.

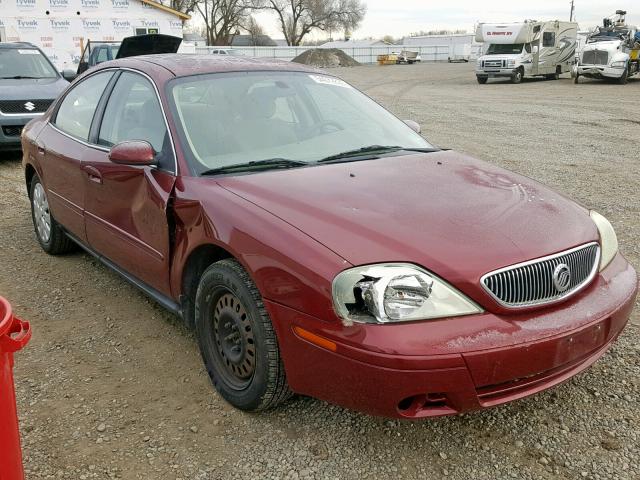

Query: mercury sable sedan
<box><xmin>22</xmin><ymin>55</ymin><xmax>637</xmax><ymax>418</ymax></box>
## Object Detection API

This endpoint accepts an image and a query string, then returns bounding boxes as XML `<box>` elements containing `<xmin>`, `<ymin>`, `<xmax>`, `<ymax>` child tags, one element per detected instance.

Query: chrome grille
<box><xmin>481</xmin><ymin>243</ymin><xmax>600</xmax><ymax>308</ymax></box>
<box><xmin>484</xmin><ymin>59</ymin><xmax>503</xmax><ymax>68</ymax></box>
<box><xmin>582</xmin><ymin>50</ymin><xmax>609</xmax><ymax>65</ymax></box>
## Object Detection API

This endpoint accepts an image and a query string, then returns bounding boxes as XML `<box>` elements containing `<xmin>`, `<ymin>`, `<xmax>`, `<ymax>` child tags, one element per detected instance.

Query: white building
<box><xmin>0</xmin><ymin>0</ymin><xmax>189</xmax><ymax>69</ymax></box>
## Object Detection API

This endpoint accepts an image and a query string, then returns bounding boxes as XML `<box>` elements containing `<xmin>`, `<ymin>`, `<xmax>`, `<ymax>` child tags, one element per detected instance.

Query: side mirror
<box><xmin>61</xmin><ymin>69</ymin><xmax>77</xmax><ymax>82</ymax></box>
<box><xmin>108</xmin><ymin>140</ymin><xmax>156</xmax><ymax>166</ymax></box>
<box><xmin>404</xmin><ymin>119</ymin><xmax>421</xmax><ymax>134</ymax></box>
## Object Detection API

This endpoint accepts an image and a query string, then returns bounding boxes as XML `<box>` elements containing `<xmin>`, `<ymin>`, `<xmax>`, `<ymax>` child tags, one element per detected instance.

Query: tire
<box><xmin>29</xmin><ymin>174</ymin><xmax>75</xmax><ymax>255</ymax></box>
<box><xmin>195</xmin><ymin>259</ymin><xmax>292</xmax><ymax>411</ymax></box>
<box><xmin>618</xmin><ymin>68</ymin><xmax>628</xmax><ymax>85</ymax></box>
<box><xmin>574</xmin><ymin>73</ymin><xmax>580</xmax><ymax>84</ymax></box>
<box><xmin>477</xmin><ymin>76</ymin><xmax>488</xmax><ymax>84</ymax></box>
<box><xmin>511</xmin><ymin>68</ymin><xmax>523</xmax><ymax>84</ymax></box>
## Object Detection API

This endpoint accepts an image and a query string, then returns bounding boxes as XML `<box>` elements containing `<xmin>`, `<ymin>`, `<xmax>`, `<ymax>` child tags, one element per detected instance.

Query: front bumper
<box><xmin>577</xmin><ymin>65</ymin><xmax>625</xmax><ymax>79</ymax></box>
<box><xmin>269</xmin><ymin>253</ymin><xmax>638</xmax><ymax>418</ymax></box>
<box><xmin>0</xmin><ymin>114</ymin><xmax>40</xmax><ymax>150</ymax></box>
<box><xmin>476</xmin><ymin>68</ymin><xmax>517</xmax><ymax>79</ymax></box>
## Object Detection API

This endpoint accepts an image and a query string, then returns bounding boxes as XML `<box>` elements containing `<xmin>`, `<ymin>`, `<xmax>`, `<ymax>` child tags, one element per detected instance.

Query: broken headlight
<box><xmin>332</xmin><ymin>264</ymin><xmax>483</xmax><ymax>324</ymax></box>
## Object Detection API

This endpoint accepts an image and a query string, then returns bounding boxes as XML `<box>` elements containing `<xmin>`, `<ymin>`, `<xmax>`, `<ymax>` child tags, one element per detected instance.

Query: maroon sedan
<box><xmin>22</xmin><ymin>55</ymin><xmax>637</xmax><ymax>418</ymax></box>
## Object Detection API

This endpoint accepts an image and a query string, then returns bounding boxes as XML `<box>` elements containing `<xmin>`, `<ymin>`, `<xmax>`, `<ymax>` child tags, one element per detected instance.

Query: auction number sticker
<box><xmin>309</xmin><ymin>75</ymin><xmax>352</xmax><ymax>88</ymax></box>
<box><xmin>18</xmin><ymin>49</ymin><xmax>40</xmax><ymax>54</ymax></box>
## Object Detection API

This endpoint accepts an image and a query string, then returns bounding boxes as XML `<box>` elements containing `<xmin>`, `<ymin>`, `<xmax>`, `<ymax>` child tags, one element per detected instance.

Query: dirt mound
<box><xmin>292</xmin><ymin>48</ymin><xmax>360</xmax><ymax>67</ymax></box>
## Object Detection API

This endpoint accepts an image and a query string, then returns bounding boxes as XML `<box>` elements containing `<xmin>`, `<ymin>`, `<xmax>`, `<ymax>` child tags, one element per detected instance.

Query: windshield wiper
<box><xmin>317</xmin><ymin>145</ymin><xmax>439</xmax><ymax>163</ymax></box>
<box><xmin>200</xmin><ymin>158</ymin><xmax>307</xmax><ymax>176</ymax></box>
<box><xmin>0</xmin><ymin>75</ymin><xmax>43</xmax><ymax>79</ymax></box>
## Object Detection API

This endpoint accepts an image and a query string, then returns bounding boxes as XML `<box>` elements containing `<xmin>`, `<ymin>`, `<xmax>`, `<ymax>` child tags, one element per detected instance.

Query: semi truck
<box><xmin>574</xmin><ymin>10</ymin><xmax>639</xmax><ymax>85</ymax></box>
<box><xmin>475</xmin><ymin>20</ymin><xmax>578</xmax><ymax>84</ymax></box>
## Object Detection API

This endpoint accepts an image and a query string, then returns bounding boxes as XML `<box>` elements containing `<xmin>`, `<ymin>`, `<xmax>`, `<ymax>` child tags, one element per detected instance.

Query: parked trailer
<box><xmin>475</xmin><ymin>20</ymin><xmax>578</xmax><ymax>84</ymax></box>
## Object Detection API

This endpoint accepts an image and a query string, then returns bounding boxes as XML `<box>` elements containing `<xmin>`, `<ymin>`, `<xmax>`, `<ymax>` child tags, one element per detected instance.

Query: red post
<box><xmin>0</xmin><ymin>297</ymin><xmax>31</xmax><ymax>480</ymax></box>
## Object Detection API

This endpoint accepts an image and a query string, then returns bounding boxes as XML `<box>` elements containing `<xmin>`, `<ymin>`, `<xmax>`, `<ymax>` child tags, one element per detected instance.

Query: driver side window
<box><xmin>98</xmin><ymin>71</ymin><xmax>172</xmax><ymax>168</ymax></box>
<box><xmin>98</xmin><ymin>72</ymin><xmax>168</xmax><ymax>153</ymax></box>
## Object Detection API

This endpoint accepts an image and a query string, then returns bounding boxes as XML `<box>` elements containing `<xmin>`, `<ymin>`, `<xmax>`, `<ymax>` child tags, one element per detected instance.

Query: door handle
<box><xmin>83</xmin><ymin>165</ymin><xmax>103</xmax><ymax>185</ymax></box>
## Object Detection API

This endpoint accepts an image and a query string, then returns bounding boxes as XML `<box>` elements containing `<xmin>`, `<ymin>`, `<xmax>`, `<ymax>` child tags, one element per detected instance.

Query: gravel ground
<box><xmin>0</xmin><ymin>62</ymin><xmax>638</xmax><ymax>480</ymax></box>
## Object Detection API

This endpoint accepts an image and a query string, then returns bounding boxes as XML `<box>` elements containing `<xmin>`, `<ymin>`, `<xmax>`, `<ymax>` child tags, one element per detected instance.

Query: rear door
<box><xmin>82</xmin><ymin>70</ymin><xmax>176</xmax><ymax>296</ymax></box>
<box><xmin>38</xmin><ymin>70</ymin><xmax>115</xmax><ymax>241</ymax></box>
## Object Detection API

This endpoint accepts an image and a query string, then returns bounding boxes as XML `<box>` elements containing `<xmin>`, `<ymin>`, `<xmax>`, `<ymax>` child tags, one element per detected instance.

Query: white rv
<box><xmin>475</xmin><ymin>20</ymin><xmax>578</xmax><ymax>84</ymax></box>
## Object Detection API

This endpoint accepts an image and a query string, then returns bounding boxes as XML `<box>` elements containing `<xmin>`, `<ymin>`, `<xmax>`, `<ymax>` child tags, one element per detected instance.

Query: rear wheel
<box><xmin>195</xmin><ymin>259</ymin><xmax>292</xmax><ymax>411</ymax></box>
<box><xmin>511</xmin><ymin>68</ymin><xmax>523</xmax><ymax>84</ymax></box>
<box><xmin>29</xmin><ymin>175</ymin><xmax>75</xmax><ymax>255</ymax></box>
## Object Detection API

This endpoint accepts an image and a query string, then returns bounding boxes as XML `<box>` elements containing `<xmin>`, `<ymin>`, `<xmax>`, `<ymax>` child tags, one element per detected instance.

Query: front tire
<box><xmin>29</xmin><ymin>175</ymin><xmax>75</xmax><ymax>255</ymax></box>
<box><xmin>477</xmin><ymin>76</ymin><xmax>488</xmax><ymax>84</ymax></box>
<box><xmin>195</xmin><ymin>259</ymin><xmax>292</xmax><ymax>411</ymax></box>
<box><xmin>511</xmin><ymin>68</ymin><xmax>523</xmax><ymax>84</ymax></box>
<box><xmin>618</xmin><ymin>68</ymin><xmax>628</xmax><ymax>85</ymax></box>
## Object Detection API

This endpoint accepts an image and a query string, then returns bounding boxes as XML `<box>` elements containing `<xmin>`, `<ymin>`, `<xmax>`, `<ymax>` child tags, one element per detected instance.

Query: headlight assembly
<box><xmin>590</xmin><ymin>211</ymin><xmax>619</xmax><ymax>271</ymax></box>
<box><xmin>610</xmin><ymin>61</ymin><xmax>626</xmax><ymax>69</ymax></box>
<box><xmin>332</xmin><ymin>264</ymin><xmax>483</xmax><ymax>324</ymax></box>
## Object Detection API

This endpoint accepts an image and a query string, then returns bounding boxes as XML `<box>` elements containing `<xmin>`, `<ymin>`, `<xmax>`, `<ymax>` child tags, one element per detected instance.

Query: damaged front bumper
<box><xmin>577</xmin><ymin>65</ymin><xmax>625</xmax><ymax>79</ymax></box>
<box><xmin>269</xmin><ymin>253</ymin><xmax>638</xmax><ymax>418</ymax></box>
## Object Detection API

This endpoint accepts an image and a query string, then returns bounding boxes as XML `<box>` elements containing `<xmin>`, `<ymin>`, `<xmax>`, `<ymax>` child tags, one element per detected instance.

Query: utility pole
<box><xmin>570</xmin><ymin>0</ymin><xmax>575</xmax><ymax>22</ymax></box>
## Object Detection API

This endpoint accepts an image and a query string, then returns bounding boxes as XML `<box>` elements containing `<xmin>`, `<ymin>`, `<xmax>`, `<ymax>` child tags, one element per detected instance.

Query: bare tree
<box><xmin>264</xmin><ymin>0</ymin><xmax>366</xmax><ymax>46</ymax></box>
<box><xmin>168</xmin><ymin>0</ymin><xmax>198</xmax><ymax>15</ymax></box>
<box><xmin>244</xmin><ymin>16</ymin><xmax>268</xmax><ymax>45</ymax></box>
<box><xmin>197</xmin><ymin>0</ymin><xmax>258</xmax><ymax>46</ymax></box>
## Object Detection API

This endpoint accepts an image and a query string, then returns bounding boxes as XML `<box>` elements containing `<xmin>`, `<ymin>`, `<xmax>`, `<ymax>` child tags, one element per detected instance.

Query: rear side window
<box><xmin>54</xmin><ymin>71</ymin><xmax>113</xmax><ymax>141</ymax></box>
<box><xmin>543</xmin><ymin>32</ymin><xmax>556</xmax><ymax>47</ymax></box>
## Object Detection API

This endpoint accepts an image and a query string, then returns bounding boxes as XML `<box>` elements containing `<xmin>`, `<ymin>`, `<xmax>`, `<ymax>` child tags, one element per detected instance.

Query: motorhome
<box><xmin>574</xmin><ymin>10</ymin><xmax>639</xmax><ymax>85</ymax></box>
<box><xmin>475</xmin><ymin>20</ymin><xmax>578</xmax><ymax>84</ymax></box>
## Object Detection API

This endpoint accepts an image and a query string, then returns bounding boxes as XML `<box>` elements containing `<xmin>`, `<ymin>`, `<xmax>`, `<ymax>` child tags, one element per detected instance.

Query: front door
<box><xmin>38</xmin><ymin>71</ymin><xmax>115</xmax><ymax>241</ymax></box>
<box><xmin>83</xmin><ymin>71</ymin><xmax>176</xmax><ymax>296</ymax></box>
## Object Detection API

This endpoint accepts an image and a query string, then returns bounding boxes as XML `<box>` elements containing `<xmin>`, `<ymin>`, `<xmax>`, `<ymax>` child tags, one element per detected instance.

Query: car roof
<box><xmin>107</xmin><ymin>53</ymin><xmax>322</xmax><ymax>77</ymax></box>
<box><xmin>0</xmin><ymin>42</ymin><xmax>38</xmax><ymax>50</ymax></box>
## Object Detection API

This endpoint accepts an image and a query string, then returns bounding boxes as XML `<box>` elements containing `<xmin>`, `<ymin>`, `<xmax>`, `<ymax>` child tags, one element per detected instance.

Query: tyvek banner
<box><xmin>3</xmin><ymin>0</ymin><xmax>184</xmax><ymax>69</ymax></box>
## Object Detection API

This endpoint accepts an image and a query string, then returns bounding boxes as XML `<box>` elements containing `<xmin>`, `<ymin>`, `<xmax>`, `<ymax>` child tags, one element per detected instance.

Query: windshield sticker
<box><xmin>18</xmin><ymin>49</ymin><xmax>40</xmax><ymax>55</ymax></box>
<box><xmin>309</xmin><ymin>75</ymin><xmax>352</xmax><ymax>88</ymax></box>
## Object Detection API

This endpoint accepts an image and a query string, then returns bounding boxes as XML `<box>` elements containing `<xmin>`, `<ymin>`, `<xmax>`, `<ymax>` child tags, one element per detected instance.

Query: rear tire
<box><xmin>195</xmin><ymin>259</ymin><xmax>292</xmax><ymax>411</ymax></box>
<box><xmin>29</xmin><ymin>175</ymin><xmax>75</xmax><ymax>255</ymax></box>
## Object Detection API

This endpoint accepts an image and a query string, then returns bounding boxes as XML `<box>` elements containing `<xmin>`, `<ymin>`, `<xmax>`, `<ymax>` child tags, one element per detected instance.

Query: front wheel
<box><xmin>574</xmin><ymin>73</ymin><xmax>581</xmax><ymax>84</ymax></box>
<box><xmin>195</xmin><ymin>259</ymin><xmax>292</xmax><ymax>411</ymax></box>
<box><xmin>477</xmin><ymin>76</ymin><xmax>488</xmax><ymax>84</ymax></box>
<box><xmin>511</xmin><ymin>68</ymin><xmax>523</xmax><ymax>84</ymax></box>
<box><xmin>618</xmin><ymin>68</ymin><xmax>628</xmax><ymax>85</ymax></box>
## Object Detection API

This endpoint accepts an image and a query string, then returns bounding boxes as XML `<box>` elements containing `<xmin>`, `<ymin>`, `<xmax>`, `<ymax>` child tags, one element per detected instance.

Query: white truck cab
<box><xmin>575</xmin><ymin>10</ymin><xmax>639</xmax><ymax>85</ymax></box>
<box><xmin>475</xmin><ymin>20</ymin><xmax>578</xmax><ymax>84</ymax></box>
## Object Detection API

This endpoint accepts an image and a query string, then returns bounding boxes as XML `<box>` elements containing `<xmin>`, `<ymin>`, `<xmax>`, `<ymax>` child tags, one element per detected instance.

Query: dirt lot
<box><xmin>0</xmin><ymin>63</ymin><xmax>638</xmax><ymax>480</ymax></box>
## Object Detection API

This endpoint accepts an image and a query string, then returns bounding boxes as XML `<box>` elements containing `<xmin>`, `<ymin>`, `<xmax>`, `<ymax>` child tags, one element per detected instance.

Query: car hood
<box><xmin>583</xmin><ymin>41</ymin><xmax>621</xmax><ymax>52</ymax></box>
<box><xmin>0</xmin><ymin>77</ymin><xmax>68</xmax><ymax>100</ymax></box>
<box><xmin>217</xmin><ymin>151</ymin><xmax>598</xmax><ymax>305</ymax></box>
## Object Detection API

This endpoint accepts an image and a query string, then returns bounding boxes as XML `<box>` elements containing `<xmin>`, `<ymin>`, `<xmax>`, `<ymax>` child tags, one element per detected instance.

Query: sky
<box><xmin>249</xmin><ymin>1</ymin><xmax>639</xmax><ymax>41</ymax></box>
